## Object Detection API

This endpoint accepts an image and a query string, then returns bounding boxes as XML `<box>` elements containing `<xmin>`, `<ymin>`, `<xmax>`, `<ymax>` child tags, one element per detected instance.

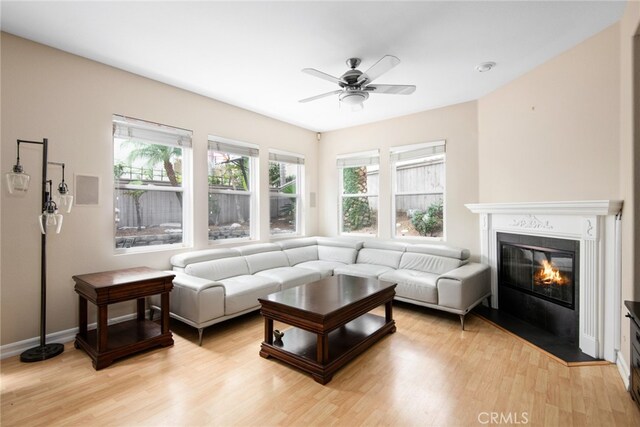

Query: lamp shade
<box><xmin>54</xmin><ymin>193</ymin><xmax>73</xmax><ymax>213</ymax></box>
<box><xmin>39</xmin><ymin>211</ymin><xmax>63</xmax><ymax>234</ymax></box>
<box><xmin>5</xmin><ymin>169</ymin><xmax>30</xmax><ymax>194</ymax></box>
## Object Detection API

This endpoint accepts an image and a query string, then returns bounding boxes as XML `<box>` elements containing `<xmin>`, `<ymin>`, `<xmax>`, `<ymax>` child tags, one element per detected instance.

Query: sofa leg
<box><xmin>459</xmin><ymin>314</ymin><xmax>465</xmax><ymax>330</ymax></box>
<box><xmin>197</xmin><ymin>328</ymin><xmax>204</xmax><ymax>346</ymax></box>
<box><xmin>149</xmin><ymin>307</ymin><xmax>155</xmax><ymax>321</ymax></box>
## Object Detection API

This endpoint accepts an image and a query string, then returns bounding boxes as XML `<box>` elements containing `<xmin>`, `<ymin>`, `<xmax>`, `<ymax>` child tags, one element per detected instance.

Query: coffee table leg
<box><xmin>316</xmin><ymin>333</ymin><xmax>328</xmax><ymax>364</ymax></box>
<box><xmin>385</xmin><ymin>300</ymin><xmax>397</xmax><ymax>333</ymax></box>
<box><xmin>264</xmin><ymin>318</ymin><xmax>274</xmax><ymax>345</ymax></box>
<box><xmin>137</xmin><ymin>298</ymin><xmax>145</xmax><ymax>321</ymax></box>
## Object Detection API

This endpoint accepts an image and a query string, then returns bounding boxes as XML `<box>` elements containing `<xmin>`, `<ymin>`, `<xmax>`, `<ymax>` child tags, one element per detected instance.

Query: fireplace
<box><xmin>465</xmin><ymin>200</ymin><xmax>623</xmax><ymax>361</ymax></box>
<box><xmin>498</xmin><ymin>233</ymin><xmax>579</xmax><ymax>344</ymax></box>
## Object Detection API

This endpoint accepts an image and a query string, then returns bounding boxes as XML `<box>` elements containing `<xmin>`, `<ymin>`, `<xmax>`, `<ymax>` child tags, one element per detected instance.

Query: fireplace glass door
<box><xmin>500</xmin><ymin>243</ymin><xmax>575</xmax><ymax>308</ymax></box>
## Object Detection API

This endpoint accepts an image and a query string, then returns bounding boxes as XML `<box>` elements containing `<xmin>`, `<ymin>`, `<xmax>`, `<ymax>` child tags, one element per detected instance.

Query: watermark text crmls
<box><xmin>477</xmin><ymin>412</ymin><xmax>529</xmax><ymax>425</ymax></box>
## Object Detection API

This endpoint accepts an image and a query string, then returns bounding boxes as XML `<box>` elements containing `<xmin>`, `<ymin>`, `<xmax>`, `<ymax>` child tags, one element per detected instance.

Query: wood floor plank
<box><xmin>1</xmin><ymin>304</ymin><xmax>639</xmax><ymax>426</ymax></box>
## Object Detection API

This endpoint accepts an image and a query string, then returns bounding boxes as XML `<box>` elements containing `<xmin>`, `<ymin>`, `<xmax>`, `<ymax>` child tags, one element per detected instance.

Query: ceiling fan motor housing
<box><xmin>340</xmin><ymin>69</ymin><xmax>365</xmax><ymax>87</ymax></box>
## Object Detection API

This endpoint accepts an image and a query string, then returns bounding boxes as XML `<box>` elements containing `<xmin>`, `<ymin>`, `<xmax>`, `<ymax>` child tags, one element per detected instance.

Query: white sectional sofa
<box><xmin>150</xmin><ymin>237</ymin><xmax>490</xmax><ymax>344</ymax></box>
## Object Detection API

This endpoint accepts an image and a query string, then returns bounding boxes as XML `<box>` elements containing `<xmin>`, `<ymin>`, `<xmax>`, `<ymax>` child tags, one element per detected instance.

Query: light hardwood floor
<box><xmin>2</xmin><ymin>302</ymin><xmax>639</xmax><ymax>426</ymax></box>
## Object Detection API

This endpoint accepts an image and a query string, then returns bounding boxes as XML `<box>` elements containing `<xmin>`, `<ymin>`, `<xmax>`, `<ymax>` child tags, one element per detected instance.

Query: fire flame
<box><xmin>534</xmin><ymin>260</ymin><xmax>568</xmax><ymax>286</ymax></box>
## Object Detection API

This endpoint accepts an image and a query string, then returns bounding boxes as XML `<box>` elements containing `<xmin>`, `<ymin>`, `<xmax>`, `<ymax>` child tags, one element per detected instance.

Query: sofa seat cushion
<box><xmin>295</xmin><ymin>260</ymin><xmax>347</xmax><ymax>278</ymax></box>
<box><xmin>219</xmin><ymin>275</ymin><xmax>280</xmax><ymax>315</ymax></box>
<box><xmin>379</xmin><ymin>269</ymin><xmax>438</xmax><ymax>304</ymax></box>
<box><xmin>255</xmin><ymin>267</ymin><xmax>321</xmax><ymax>290</ymax></box>
<box><xmin>334</xmin><ymin>263</ymin><xmax>393</xmax><ymax>279</ymax></box>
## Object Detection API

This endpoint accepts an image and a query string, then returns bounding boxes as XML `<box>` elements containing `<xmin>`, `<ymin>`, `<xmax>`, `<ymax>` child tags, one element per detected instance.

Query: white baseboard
<box><xmin>0</xmin><ymin>312</ymin><xmax>142</xmax><ymax>360</ymax></box>
<box><xmin>616</xmin><ymin>350</ymin><xmax>631</xmax><ymax>391</ymax></box>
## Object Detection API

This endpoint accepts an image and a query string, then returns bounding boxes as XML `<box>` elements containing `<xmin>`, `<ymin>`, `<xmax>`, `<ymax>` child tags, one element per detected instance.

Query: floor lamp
<box><xmin>5</xmin><ymin>138</ymin><xmax>73</xmax><ymax>362</ymax></box>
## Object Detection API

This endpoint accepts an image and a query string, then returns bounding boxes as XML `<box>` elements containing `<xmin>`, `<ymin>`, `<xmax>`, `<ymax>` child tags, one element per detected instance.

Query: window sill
<box><xmin>114</xmin><ymin>242</ymin><xmax>192</xmax><ymax>255</ymax></box>
<box><xmin>393</xmin><ymin>235</ymin><xmax>445</xmax><ymax>243</ymax></box>
<box><xmin>208</xmin><ymin>236</ymin><xmax>256</xmax><ymax>246</ymax></box>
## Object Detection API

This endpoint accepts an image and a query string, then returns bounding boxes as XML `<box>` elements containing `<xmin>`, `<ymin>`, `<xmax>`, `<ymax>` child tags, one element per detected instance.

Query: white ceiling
<box><xmin>0</xmin><ymin>1</ymin><xmax>626</xmax><ymax>132</ymax></box>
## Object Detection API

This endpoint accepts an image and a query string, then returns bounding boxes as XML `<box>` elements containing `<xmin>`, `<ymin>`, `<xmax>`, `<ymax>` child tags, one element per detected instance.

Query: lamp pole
<box><xmin>13</xmin><ymin>138</ymin><xmax>65</xmax><ymax>362</ymax></box>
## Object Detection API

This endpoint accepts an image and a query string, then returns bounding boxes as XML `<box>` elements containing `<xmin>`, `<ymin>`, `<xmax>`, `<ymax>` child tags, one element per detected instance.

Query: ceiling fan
<box><xmin>299</xmin><ymin>55</ymin><xmax>416</xmax><ymax>109</ymax></box>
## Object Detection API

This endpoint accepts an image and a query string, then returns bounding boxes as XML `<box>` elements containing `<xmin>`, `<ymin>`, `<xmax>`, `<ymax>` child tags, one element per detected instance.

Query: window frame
<box><xmin>207</xmin><ymin>135</ymin><xmax>259</xmax><ymax>244</ymax></box>
<box><xmin>112</xmin><ymin>115</ymin><xmax>193</xmax><ymax>254</ymax></box>
<box><xmin>337</xmin><ymin>150</ymin><xmax>380</xmax><ymax>237</ymax></box>
<box><xmin>268</xmin><ymin>149</ymin><xmax>305</xmax><ymax>238</ymax></box>
<box><xmin>390</xmin><ymin>140</ymin><xmax>446</xmax><ymax>241</ymax></box>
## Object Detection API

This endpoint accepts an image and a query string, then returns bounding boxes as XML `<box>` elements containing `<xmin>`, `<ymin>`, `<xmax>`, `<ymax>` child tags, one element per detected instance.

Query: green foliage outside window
<box><xmin>410</xmin><ymin>200</ymin><xmax>444</xmax><ymax>237</ymax></box>
<box><xmin>342</xmin><ymin>167</ymin><xmax>373</xmax><ymax>232</ymax></box>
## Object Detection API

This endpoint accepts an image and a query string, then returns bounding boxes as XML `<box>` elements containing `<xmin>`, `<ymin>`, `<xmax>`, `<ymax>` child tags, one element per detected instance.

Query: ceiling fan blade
<box><xmin>356</xmin><ymin>55</ymin><xmax>401</xmax><ymax>85</ymax></box>
<box><xmin>302</xmin><ymin>68</ymin><xmax>346</xmax><ymax>85</ymax></box>
<box><xmin>298</xmin><ymin>90</ymin><xmax>343</xmax><ymax>103</ymax></box>
<box><xmin>364</xmin><ymin>84</ymin><xmax>416</xmax><ymax>95</ymax></box>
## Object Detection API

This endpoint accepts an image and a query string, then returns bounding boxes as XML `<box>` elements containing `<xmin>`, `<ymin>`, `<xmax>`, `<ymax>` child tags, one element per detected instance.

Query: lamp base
<box><xmin>20</xmin><ymin>343</ymin><xmax>64</xmax><ymax>362</ymax></box>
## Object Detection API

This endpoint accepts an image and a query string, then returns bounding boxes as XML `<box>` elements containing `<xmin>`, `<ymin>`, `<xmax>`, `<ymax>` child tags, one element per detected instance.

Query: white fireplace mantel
<box><xmin>465</xmin><ymin>200</ymin><xmax>623</xmax><ymax>362</ymax></box>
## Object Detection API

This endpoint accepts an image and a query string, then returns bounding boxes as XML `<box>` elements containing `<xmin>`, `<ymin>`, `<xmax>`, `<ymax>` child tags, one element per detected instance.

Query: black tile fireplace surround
<box><xmin>497</xmin><ymin>232</ymin><xmax>580</xmax><ymax>345</ymax></box>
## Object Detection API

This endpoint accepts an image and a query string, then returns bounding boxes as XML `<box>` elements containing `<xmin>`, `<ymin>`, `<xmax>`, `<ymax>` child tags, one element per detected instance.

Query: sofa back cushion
<box><xmin>406</xmin><ymin>243</ymin><xmax>470</xmax><ymax>261</ymax></box>
<box><xmin>357</xmin><ymin>248</ymin><xmax>404</xmax><ymax>269</ymax></box>
<box><xmin>244</xmin><ymin>251</ymin><xmax>290</xmax><ymax>274</ymax></box>
<box><xmin>317</xmin><ymin>246</ymin><xmax>357</xmax><ymax>264</ymax></box>
<box><xmin>277</xmin><ymin>237</ymin><xmax>318</xmax><ymax>250</ymax></box>
<box><xmin>315</xmin><ymin>237</ymin><xmax>362</xmax><ymax>264</ymax></box>
<box><xmin>185</xmin><ymin>257</ymin><xmax>250</xmax><ymax>281</ymax></box>
<box><xmin>399</xmin><ymin>252</ymin><xmax>464</xmax><ymax>275</ymax></box>
<box><xmin>235</xmin><ymin>243</ymin><xmax>281</xmax><ymax>256</ymax></box>
<box><xmin>171</xmin><ymin>248</ymin><xmax>239</xmax><ymax>269</ymax></box>
<box><xmin>284</xmin><ymin>246</ymin><xmax>319</xmax><ymax>266</ymax></box>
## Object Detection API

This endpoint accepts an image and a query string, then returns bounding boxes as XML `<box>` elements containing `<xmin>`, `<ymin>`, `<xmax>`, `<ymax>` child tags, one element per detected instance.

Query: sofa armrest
<box><xmin>171</xmin><ymin>271</ymin><xmax>225</xmax><ymax>294</ymax></box>
<box><xmin>148</xmin><ymin>271</ymin><xmax>226</xmax><ymax>327</ymax></box>
<box><xmin>436</xmin><ymin>263</ymin><xmax>491</xmax><ymax>312</ymax></box>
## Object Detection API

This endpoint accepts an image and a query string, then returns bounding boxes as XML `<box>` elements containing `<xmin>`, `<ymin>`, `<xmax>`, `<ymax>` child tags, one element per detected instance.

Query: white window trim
<box><xmin>338</xmin><ymin>150</ymin><xmax>379</xmax><ymax>237</ymax></box>
<box><xmin>269</xmin><ymin>151</ymin><xmax>305</xmax><ymax>237</ymax></box>
<box><xmin>208</xmin><ymin>137</ymin><xmax>259</xmax><ymax>244</ymax></box>
<box><xmin>390</xmin><ymin>140</ymin><xmax>446</xmax><ymax>241</ymax></box>
<box><xmin>113</xmin><ymin>121</ymin><xmax>193</xmax><ymax>255</ymax></box>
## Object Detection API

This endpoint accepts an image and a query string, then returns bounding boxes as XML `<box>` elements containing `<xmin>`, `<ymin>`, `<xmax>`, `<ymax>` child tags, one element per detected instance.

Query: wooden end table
<box><xmin>258</xmin><ymin>275</ymin><xmax>396</xmax><ymax>384</ymax></box>
<box><xmin>73</xmin><ymin>267</ymin><xmax>174</xmax><ymax>369</ymax></box>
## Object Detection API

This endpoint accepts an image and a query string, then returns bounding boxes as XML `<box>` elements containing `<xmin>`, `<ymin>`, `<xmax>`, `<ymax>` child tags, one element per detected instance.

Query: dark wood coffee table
<box><xmin>258</xmin><ymin>275</ymin><xmax>396</xmax><ymax>384</ymax></box>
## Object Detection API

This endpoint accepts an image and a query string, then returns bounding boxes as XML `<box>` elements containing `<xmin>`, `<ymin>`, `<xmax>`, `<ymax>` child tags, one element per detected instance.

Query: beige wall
<box><xmin>318</xmin><ymin>101</ymin><xmax>480</xmax><ymax>256</ymax></box>
<box><xmin>618</xmin><ymin>1</ymin><xmax>640</xmax><ymax>370</ymax></box>
<box><xmin>478</xmin><ymin>24</ymin><xmax>621</xmax><ymax>202</ymax></box>
<box><xmin>0</xmin><ymin>33</ymin><xmax>318</xmax><ymax>345</ymax></box>
<box><xmin>478</xmin><ymin>15</ymin><xmax>639</xmax><ymax>371</ymax></box>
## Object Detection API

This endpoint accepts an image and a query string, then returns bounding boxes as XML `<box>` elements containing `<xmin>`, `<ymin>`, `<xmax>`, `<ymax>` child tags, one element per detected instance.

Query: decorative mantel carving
<box><xmin>510</xmin><ymin>215</ymin><xmax>553</xmax><ymax>230</ymax></box>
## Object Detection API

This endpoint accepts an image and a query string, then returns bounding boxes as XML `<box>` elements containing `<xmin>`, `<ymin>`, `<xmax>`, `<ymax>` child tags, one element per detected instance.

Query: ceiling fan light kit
<box><xmin>300</xmin><ymin>55</ymin><xmax>416</xmax><ymax>109</ymax></box>
<box><xmin>339</xmin><ymin>90</ymin><xmax>369</xmax><ymax>105</ymax></box>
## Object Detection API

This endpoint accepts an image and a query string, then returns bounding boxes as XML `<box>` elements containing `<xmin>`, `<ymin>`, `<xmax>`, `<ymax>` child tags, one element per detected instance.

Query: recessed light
<box><xmin>475</xmin><ymin>62</ymin><xmax>496</xmax><ymax>72</ymax></box>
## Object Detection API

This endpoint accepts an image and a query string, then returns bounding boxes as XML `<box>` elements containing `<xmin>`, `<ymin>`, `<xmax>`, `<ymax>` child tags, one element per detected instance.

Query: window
<box><xmin>269</xmin><ymin>150</ymin><xmax>304</xmax><ymax>236</ymax></box>
<box><xmin>208</xmin><ymin>137</ymin><xmax>258</xmax><ymax>241</ymax></box>
<box><xmin>113</xmin><ymin>115</ymin><xmax>192</xmax><ymax>251</ymax></box>
<box><xmin>391</xmin><ymin>141</ymin><xmax>445</xmax><ymax>239</ymax></box>
<box><xmin>337</xmin><ymin>150</ymin><xmax>379</xmax><ymax>235</ymax></box>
